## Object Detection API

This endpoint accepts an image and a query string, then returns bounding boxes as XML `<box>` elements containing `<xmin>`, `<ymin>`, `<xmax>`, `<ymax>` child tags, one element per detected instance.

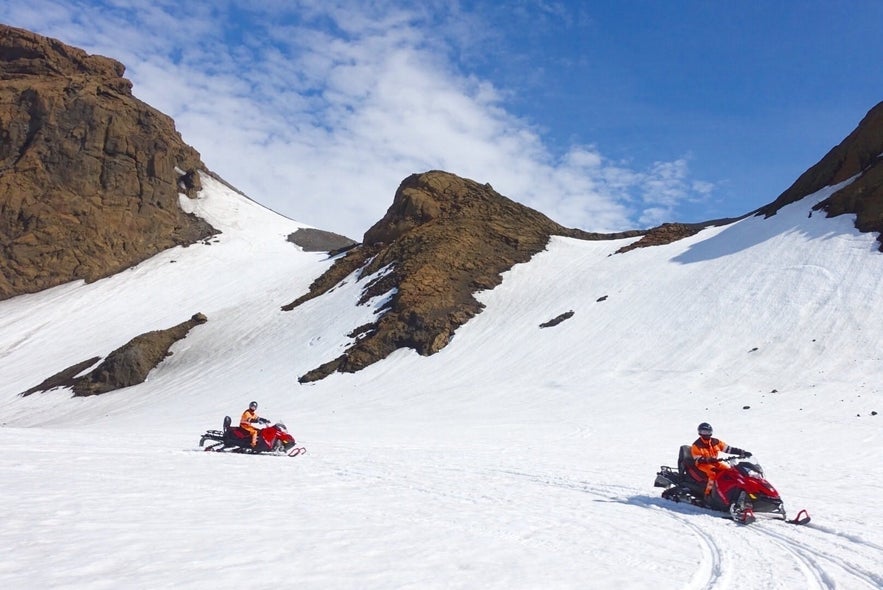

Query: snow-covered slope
<box><xmin>1</xmin><ymin>175</ymin><xmax>881</xmax><ymax>589</ymax></box>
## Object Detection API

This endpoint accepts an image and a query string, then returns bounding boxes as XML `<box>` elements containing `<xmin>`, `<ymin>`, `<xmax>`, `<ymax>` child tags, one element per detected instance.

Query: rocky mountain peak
<box><xmin>364</xmin><ymin>171</ymin><xmax>589</xmax><ymax>245</ymax></box>
<box><xmin>759</xmin><ymin>101</ymin><xmax>883</xmax><ymax>250</ymax></box>
<box><xmin>285</xmin><ymin>170</ymin><xmax>642</xmax><ymax>382</ymax></box>
<box><xmin>1</xmin><ymin>25</ymin><xmax>127</xmax><ymax>81</ymax></box>
<box><xmin>0</xmin><ymin>25</ymin><xmax>215</xmax><ymax>300</ymax></box>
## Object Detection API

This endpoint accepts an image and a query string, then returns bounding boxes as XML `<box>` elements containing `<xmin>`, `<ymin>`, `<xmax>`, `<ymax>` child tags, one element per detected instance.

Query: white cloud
<box><xmin>1</xmin><ymin>1</ymin><xmax>715</xmax><ymax>238</ymax></box>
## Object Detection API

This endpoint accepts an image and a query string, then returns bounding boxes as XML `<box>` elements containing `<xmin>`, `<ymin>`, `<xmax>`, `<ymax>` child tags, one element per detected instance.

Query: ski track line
<box><xmin>749</xmin><ymin>528</ymin><xmax>833</xmax><ymax>590</ymax></box>
<box><xmin>802</xmin><ymin>521</ymin><xmax>883</xmax><ymax>554</ymax></box>
<box><xmin>628</xmin><ymin>495</ymin><xmax>825</xmax><ymax>590</ymax></box>
<box><xmin>320</xmin><ymin>455</ymin><xmax>519</xmax><ymax>508</ymax></box>
<box><xmin>313</xmin><ymin>456</ymin><xmax>880</xmax><ymax>590</ymax></box>
<box><xmin>0</xmin><ymin>319</ymin><xmax>52</xmax><ymax>361</ymax></box>
<box><xmin>753</xmin><ymin>523</ymin><xmax>883</xmax><ymax>589</ymax></box>
<box><xmin>487</xmin><ymin>467</ymin><xmax>634</xmax><ymax>501</ymax></box>
<box><xmin>318</xmin><ymin>457</ymin><xmax>605</xmax><ymax>555</ymax></box>
<box><xmin>644</xmin><ymin>504</ymin><xmax>832</xmax><ymax>590</ymax></box>
<box><xmin>489</xmin><ymin>468</ymin><xmax>732</xmax><ymax>590</ymax></box>
<box><xmin>649</xmin><ymin>506</ymin><xmax>725</xmax><ymax>590</ymax></box>
<box><xmin>329</xmin><ymin>458</ymin><xmax>627</xmax><ymax>517</ymax></box>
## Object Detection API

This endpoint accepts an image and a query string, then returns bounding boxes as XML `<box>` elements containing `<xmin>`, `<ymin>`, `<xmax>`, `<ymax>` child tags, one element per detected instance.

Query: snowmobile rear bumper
<box><xmin>199</xmin><ymin>429</ymin><xmax>225</xmax><ymax>447</ymax></box>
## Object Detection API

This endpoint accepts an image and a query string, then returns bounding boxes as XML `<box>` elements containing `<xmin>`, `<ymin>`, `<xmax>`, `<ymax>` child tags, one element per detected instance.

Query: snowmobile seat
<box><xmin>222</xmin><ymin>425</ymin><xmax>253</xmax><ymax>448</ymax></box>
<box><xmin>227</xmin><ymin>427</ymin><xmax>250</xmax><ymax>440</ymax></box>
<box><xmin>678</xmin><ymin>444</ymin><xmax>708</xmax><ymax>485</ymax></box>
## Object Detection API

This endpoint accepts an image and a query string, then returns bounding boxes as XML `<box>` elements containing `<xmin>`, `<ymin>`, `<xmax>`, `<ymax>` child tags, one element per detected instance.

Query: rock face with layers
<box><xmin>0</xmin><ymin>25</ymin><xmax>216</xmax><ymax>300</ymax></box>
<box><xmin>286</xmin><ymin>170</ymin><xmax>643</xmax><ymax>382</ymax></box>
<box><xmin>759</xmin><ymin>100</ymin><xmax>883</xmax><ymax>251</ymax></box>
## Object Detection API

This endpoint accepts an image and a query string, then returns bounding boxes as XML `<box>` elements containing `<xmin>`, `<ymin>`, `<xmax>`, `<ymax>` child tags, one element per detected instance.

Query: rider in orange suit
<box><xmin>240</xmin><ymin>401</ymin><xmax>262</xmax><ymax>447</ymax></box>
<box><xmin>691</xmin><ymin>422</ymin><xmax>751</xmax><ymax>497</ymax></box>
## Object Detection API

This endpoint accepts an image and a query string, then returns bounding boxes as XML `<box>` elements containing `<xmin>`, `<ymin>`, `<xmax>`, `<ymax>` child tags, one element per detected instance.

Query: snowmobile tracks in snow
<box><xmin>751</xmin><ymin>521</ymin><xmax>883</xmax><ymax>589</ymax></box>
<box><xmin>668</xmin><ymin>510</ymin><xmax>726</xmax><ymax>590</ymax></box>
<box><xmin>270</xmin><ymin>451</ymin><xmax>879</xmax><ymax>588</ymax></box>
<box><xmin>642</xmin><ymin>498</ymin><xmax>882</xmax><ymax>589</ymax></box>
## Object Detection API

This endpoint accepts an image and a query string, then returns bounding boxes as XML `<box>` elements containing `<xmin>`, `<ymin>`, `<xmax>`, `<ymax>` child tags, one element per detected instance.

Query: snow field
<box><xmin>1</xmin><ymin>176</ymin><xmax>881</xmax><ymax>588</ymax></box>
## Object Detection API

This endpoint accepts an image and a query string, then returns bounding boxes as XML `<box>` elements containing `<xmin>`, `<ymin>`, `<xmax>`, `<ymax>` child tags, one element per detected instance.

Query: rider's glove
<box><xmin>728</xmin><ymin>446</ymin><xmax>748</xmax><ymax>458</ymax></box>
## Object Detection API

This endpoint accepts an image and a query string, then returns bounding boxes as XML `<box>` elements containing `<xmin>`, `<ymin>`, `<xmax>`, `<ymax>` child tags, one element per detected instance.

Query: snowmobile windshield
<box><xmin>738</xmin><ymin>461</ymin><xmax>764</xmax><ymax>479</ymax></box>
<box><xmin>275</xmin><ymin>422</ymin><xmax>287</xmax><ymax>432</ymax></box>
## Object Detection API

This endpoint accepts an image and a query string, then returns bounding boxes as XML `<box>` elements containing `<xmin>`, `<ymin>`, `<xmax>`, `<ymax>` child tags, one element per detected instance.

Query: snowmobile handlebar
<box><xmin>696</xmin><ymin>455</ymin><xmax>748</xmax><ymax>464</ymax></box>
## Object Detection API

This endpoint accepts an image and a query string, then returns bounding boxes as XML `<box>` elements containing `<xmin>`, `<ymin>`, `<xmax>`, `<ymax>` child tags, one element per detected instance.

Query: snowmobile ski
<box><xmin>732</xmin><ymin>505</ymin><xmax>756</xmax><ymax>525</ymax></box>
<box><xmin>786</xmin><ymin>509</ymin><xmax>811</xmax><ymax>525</ymax></box>
<box><xmin>288</xmin><ymin>446</ymin><xmax>307</xmax><ymax>457</ymax></box>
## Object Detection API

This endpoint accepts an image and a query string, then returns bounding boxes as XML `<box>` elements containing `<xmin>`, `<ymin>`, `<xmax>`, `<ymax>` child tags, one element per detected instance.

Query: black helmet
<box><xmin>697</xmin><ymin>422</ymin><xmax>713</xmax><ymax>437</ymax></box>
<box><xmin>249</xmin><ymin>401</ymin><xmax>258</xmax><ymax>410</ymax></box>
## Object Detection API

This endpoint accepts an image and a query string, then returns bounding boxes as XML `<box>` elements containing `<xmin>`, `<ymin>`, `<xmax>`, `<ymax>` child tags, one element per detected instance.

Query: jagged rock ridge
<box><xmin>3</xmin><ymin>25</ymin><xmax>880</xmax><ymax>389</ymax></box>
<box><xmin>285</xmin><ymin>170</ymin><xmax>643</xmax><ymax>382</ymax></box>
<box><xmin>21</xmin><ymin>313</ymin><xmax>207</xmax><ymax>397</ymax></box>
<box><xmin>759</xmin><ymin>100</ymin><xmax>883</xmax><ymax>251</ymax></box>
<box><xmin>0</xmin><ymin>25</ymin><xmax>216</xmax><ymax>300</ymax></box>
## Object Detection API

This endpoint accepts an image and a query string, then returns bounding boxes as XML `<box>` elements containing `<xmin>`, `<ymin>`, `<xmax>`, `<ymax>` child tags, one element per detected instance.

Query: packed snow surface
<box><xmin>1</xmin><ymin>175</ymin><xmax>881</xmax><ymax>589</ymax></box>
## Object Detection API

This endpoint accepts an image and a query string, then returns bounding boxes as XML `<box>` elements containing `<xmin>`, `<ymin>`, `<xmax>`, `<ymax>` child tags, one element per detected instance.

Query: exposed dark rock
<box><xmin>73</xmin><ymin>312</ymin><xmax>208</xmax><ymax>396</ymax></box>
<box><xmin>22</xmin><ymin>313</ymin><xmax>207</xmax><ymax>397</ymax></box>
<box><xmin>5</xmin><ymin>23</ymin><xmax>880</xmax><ymax>391</ymax></box>
<box><xmin>615</xmin><ymin>222</ymin><xmax>706</xmax><ymax>254</ymax></box>
<box><xmin>0</xmin><ymin>25</ymin><xmax>217</xmax><ymax>300</ymax></box>
<box><xmin>539</xmin><ymin>311</ymin><xmax>574</xmax><ymax>328</ymax></box>
<box><xmin>758</xmin><ymin>101</ymin><xmax>883</xmax><ymax>251</ymax></box>
<box><xmin>19</xmin><ymin>357</ymin><xmax>100</xmax><ymax>397</ymax></box>
<box><xmin>285</xmin><ymin>170</ymin><xmax>642</xmax><ymax>382</ymax></box>
<box><xmin>287</xmin><ymin>227</ymin><xmax>358</xmax><ymax>253</ymax></box>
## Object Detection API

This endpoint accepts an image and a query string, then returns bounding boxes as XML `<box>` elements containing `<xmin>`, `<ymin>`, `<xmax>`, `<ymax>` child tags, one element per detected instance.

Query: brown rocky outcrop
<box><xmin>758</xmin><ymin>101</ymin><xmax>883</xmax><ymax>251</ymax></box>
<box><xmin>285</xmin><ymin>170</ymin><xmax>643</xmax><ymax>382</ymax></box>
<box><xmin>0</xmin><ymin>25</ymin><xmax>216</xmax><ymax>300</ymax></box>
<box><xmin>615</xmin><ymin>222</ymin><xmax>705</xmax><ymax>254</ymax></box>
<box><xmin>287</xmin><ymin>227</ymin><xmax>357</xmax><ymax>253</ymax></box>
<box><xmin>21</xmin><ymin>313</ymin><xmax>208</xmax><ymax>396</ymax></box>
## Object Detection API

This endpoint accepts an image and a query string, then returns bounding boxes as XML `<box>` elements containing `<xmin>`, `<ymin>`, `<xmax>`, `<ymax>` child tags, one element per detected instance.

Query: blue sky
<box><xmin>3</xmin><ymin>1</ymin><xmax>881</xmax><ymax>239</ymax></box>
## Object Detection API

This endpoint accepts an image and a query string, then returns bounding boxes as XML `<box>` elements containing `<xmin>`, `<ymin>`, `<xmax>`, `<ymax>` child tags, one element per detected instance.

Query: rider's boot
<box><xmin>703</xmin><ymin>479</ymin><xmax>714</xmax><ymax>506</ymax></box>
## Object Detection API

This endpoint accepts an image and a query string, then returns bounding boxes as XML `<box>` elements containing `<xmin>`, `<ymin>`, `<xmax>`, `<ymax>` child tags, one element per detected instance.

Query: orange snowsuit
<box><xmin>691</xmin><ymin>437</ymin><xmax>731</xmax><ymax>494</ymax></box>
<box><xmin>240</xmin><ymin>408</ymin><xmax>261</xmax><ymax>446</ymax></box>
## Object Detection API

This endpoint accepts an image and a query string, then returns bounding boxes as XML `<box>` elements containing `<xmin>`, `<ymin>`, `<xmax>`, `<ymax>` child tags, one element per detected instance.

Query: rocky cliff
<box><xmin>4</xmin><ymin>25</ymin><xmax>880</xmax><ymax>389</ymax></box>
<box><xmin>285</xmin><ymin>170</ymin><xmax>643</xmax><ymax>382</ymax></box>
<box><xmin>0</xmin><ymin>25</ymin><xmax>215</xmax><ymax>300</ymax></box>
<box><xmin>758</xmin><ymin>101</ymin><xmax>883</xmax><ymax>251</ymax></box>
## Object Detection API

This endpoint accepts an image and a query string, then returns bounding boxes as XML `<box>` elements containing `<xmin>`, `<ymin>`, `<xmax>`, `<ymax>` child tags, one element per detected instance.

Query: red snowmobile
<box><xmin>199</xmin><ymin>416</ymin><xmax>305</xmax><ymax>457</ymax></box>
<box><xmin>654</xmin><ymin>445</ymin><xmax>810</xmax><ymax>525</ymax></box>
